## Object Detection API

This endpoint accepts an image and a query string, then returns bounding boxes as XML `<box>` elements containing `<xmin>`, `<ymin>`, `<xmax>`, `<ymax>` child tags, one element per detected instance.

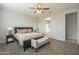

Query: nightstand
<box><xmin>6</xmin><ymin>35</ymin><xmax>14</xmax><ymax>44</ymax></box>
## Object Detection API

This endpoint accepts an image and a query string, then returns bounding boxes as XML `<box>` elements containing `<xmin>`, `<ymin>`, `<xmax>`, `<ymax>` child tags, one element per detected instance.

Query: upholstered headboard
<box><xmin>14</xmin><ymin>27</ymin><xmax>33</xmax><ymax>33</ymax></box>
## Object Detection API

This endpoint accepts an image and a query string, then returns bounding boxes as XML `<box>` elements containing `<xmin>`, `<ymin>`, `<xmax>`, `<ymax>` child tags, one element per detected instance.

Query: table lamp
<box><xmin>7</xmin><ymin>27</ymin><xmax>13</xmax><ymax>35</ymax></box>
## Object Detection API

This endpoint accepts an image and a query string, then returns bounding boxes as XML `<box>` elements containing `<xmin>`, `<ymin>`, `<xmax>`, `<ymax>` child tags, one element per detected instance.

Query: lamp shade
<box><xmin>7</xmin><ymin>27</ymin><xmax>13</xmax><ymax>30</ymax></box>
<box><xmin>34</xmin><ymin>27</ymin><xmax>37</xmax><ymax>30</ymax></box>
<box><xmin>45</xmin><ymin>17</ymin><xmax>51</xmax><ymax>21</ymax></box>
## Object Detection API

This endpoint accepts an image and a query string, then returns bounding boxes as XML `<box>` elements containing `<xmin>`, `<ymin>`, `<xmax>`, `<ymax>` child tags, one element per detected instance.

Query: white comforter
<box><xmin>15</xmin><ymin>32</ymin><xmax>44</xmax><ymax>46</ymax></box>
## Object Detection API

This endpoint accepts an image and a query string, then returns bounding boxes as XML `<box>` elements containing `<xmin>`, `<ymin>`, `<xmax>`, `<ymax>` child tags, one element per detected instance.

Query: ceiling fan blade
<box><xmin>43</xmin><ymin>8</ymin><xmax>50</xmax><ymax>10</ymax></box>
<box><xmin>29</xmin><ymin>7</ymin><xmax>36</xmax><ymax>9</ymax></box>
<box><xmin>48</xmin><ymin>11</ymin><xmax>52</xmax><ymax>13</ymax></box>
<box><xmin>33</xmin><ymin>11</ymin><xmax>36</xmax><ymax>13</ymax></box>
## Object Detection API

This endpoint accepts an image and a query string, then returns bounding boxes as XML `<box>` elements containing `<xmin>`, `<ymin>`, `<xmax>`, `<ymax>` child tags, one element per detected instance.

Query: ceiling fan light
<box><xmin>37</xmin><ymin>3</ymin><xmax>43</xmax><ymax>9</ymax></box>
<box><xmin>30</xmin><ymin>3</ymin><xmax>50</xmax><ymax>14</ymax></box>
<box><xmin>36</xmin><ymin>9</ymin><xmax>42</xmax><ymax>13</ymax></box>
<box><xmin>38</xmin><ymin>4</ymin><xmax>41</xmax><ymax>8</ymax></box>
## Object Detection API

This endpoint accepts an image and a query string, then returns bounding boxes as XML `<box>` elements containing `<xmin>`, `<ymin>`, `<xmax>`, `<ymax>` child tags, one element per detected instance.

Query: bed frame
<box><xmin>14</xmin><ymin>27</ymin><xmax>33</xmax><ymax>51</ymax></box>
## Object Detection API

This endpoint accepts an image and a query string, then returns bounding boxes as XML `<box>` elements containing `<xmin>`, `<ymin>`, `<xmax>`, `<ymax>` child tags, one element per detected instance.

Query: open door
<box><xmin>65</xmin><ymin>12</ymin><xmax>78</xmax><ymax>44</ymax></box>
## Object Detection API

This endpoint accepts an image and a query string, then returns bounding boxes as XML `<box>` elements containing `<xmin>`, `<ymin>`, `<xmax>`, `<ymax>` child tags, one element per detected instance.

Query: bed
<box><xmin>14</xmin><ymin>27</ymin><xmax>44</xmax><ymax>51</ymax></box>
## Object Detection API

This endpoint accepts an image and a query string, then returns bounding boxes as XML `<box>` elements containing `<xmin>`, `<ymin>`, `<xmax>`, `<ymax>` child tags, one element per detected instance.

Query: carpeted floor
<box><xmin>0</xmin><ymin>39</ymin><xmax>79</xmax><ymax>55</ymax></box>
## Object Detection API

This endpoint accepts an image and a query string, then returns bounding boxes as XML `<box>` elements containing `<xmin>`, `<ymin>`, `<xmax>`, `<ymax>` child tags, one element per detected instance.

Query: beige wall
<box><xmin>37</xmin><ymin>7</ymin><xmax>79</xmax><ymax>42</ymax></box>
<box><xmin>37</xmin><ymin>12</ymin><xmax>65</xmax><ymax>41</ymax></box>
<box><xmin>0</xmin><ymin>9</ymin><xmax>37</xmax><ymax>43</ymax></box>
<box><xmin>0</xmin><ymin>5</ymin><xmax>79</xmax><ymax>44</ymax></box>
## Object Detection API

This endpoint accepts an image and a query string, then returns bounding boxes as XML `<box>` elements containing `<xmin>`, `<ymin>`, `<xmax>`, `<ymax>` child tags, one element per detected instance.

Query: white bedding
<box><xmin>15</xmin><ymin>32</ymin><xmax>44</xmax><ymax>46</ymax></box>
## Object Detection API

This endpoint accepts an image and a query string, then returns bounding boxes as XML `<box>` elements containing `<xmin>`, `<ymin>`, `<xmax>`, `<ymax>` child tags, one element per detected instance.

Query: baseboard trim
<box><xmin>0</xmin><ymin>41</ymin><xmax>5</xmax><ymax>44</ymax></box>
<box><xmin>51</xmin><ymin>38</ymin><xmax>65</xmax><ymax>42</ymax></box>
<box><xmin>66</xmin><ymin>38</ymin><xmax>77</xmax><ymax>40</ymax></box>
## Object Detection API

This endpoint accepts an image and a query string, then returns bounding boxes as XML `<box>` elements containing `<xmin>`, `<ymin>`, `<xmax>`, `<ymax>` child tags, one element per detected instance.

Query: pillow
<box><xmin>17</xmin><ymin>29</ymin><xmax>32</xmax><ymax>33</ymax></box>
<box><xmin>24</xmin><ymin>29</ymin><xmax>28</xmax><ymax>33</ymax></box>
<box><xmin>17</xmin><ymin>29</ymin><xmax>21</xmax><ymax>33</ymax></box>
<box><xmin>17</xmin><ymin>29</ymin><xmax>26</xmax><ymax>33</ymax></box>
<box><xmin>27</xmin><ymin>29</ymin><xmax>32</xmax><ymax>33</ymax></box>
<box><xmin>21</xmin><ymin>29</ymin><xmax>27</xmax><ymax>33</ymax></box>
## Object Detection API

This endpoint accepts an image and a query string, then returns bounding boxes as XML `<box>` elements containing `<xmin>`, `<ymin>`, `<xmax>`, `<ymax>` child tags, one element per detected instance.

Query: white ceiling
<box><xmin>2</xmin><ymin>3</ymin><xmax>79</xmax><ymax>18</ymax></box>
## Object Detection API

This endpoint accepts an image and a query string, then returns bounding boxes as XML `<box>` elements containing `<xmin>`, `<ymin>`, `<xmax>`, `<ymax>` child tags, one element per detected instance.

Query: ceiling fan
<box><xmin>29</xmin><ymin>3</ymin><xmax>51</xmax><ymax>13</ymax></box>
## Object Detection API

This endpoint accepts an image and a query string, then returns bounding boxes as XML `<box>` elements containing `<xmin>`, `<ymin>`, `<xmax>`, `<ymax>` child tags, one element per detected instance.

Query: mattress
<box><xmin>15</xmin><ymin>32</ymin><xmax>44</xmax><ymax>46</ymax></box>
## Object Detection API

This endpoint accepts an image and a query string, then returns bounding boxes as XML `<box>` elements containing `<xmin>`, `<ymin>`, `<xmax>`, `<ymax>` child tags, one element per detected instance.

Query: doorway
<box><xmin>65</xmin><ymin>12</ymin><xmax>78</xmax><ymax>44</ymax></box>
